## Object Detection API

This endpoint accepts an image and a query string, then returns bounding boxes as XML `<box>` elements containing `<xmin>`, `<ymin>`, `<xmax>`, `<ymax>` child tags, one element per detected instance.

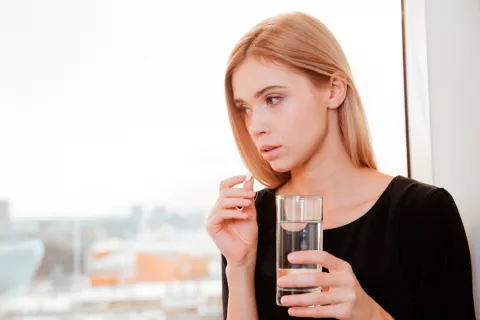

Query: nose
<box><xmin>247</xmin><ymin>109</ymin><xmax>271</xmax><ymax>138</ymax></box>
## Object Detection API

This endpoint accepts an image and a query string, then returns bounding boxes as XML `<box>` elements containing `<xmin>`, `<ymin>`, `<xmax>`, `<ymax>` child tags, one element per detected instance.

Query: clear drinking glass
<box><xmin>276</xmin><ymin>195</ymin><xmax>323</xmax><ymax>306</ymax></box>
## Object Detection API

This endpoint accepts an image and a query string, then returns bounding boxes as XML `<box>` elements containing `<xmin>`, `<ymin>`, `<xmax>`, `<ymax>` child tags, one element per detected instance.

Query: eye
<box><xmin>266</xmin><ymin>95</ymin><xmax>282</xmax><ymax>105</ymax></box>
<box><xmin>238</xmin><ymin>105</ymin><xmax>252</xmax><ymax>115</ymax></box>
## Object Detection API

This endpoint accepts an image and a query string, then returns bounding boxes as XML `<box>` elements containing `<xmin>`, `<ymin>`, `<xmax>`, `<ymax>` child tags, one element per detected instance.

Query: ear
<box><xmin>326</xmin><ymin>71</ymin><xmax>348</xmax><ymax>110</ymax></box>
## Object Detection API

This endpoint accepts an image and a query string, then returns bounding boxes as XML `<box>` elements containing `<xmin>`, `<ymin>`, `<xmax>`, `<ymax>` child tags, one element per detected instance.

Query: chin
<box><xmin>268</xmin><ymin>158</ymin><xmax>294</xmax><ymax>173</ymax></box>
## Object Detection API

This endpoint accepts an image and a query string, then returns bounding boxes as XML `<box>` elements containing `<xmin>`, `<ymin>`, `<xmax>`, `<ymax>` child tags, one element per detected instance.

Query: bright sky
<box><xmin>0</xmin><ymin>0</ymin><xmax>405</xmax><ymax>218</ymax></box>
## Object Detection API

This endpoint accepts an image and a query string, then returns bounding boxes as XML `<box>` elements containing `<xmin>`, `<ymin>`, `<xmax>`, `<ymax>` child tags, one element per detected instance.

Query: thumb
<box><xmin>243</xmin><ymin>172</ymin><xmax>254</xmax><ymax>191</ymax></box>
<box><xmin>242</xmin><ymin>172</ymin><xmax>256</xmax><ymax>214</ymax></box>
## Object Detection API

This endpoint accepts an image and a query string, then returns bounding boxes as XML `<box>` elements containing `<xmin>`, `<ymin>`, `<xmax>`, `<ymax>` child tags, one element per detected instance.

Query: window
<box><xmin>0</xmin><ymin>1</ymin><xmax>405</xmax><ymax>319</ymax></box>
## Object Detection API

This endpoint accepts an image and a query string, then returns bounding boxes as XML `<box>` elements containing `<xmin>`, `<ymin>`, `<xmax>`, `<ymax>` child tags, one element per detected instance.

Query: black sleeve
<box><xmin>221</xmin><ymin>253</ymin><xmax>229</xmax><ymax>320</ymax></box>
<box><xmin>415</xmin><ymin>189</ymin><xmax>476</xmax><ymax>319</ymax></box>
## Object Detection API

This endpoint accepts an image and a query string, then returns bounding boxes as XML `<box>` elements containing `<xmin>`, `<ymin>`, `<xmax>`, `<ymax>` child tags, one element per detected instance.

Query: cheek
<box><xmin>285</xmin><ymin>102</ymin><xmax>327</xmax><ymax>156</ymax></box>
<box><xmin>287</xmin><ymin>101</ymin><xmax>326</xmax><ymax>140</ymax></box>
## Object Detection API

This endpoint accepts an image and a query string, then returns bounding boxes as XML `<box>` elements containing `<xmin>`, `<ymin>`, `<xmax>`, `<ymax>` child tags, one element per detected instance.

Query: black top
<box><xmin>221</xmin><ymin>176</ymin><xmax>476</xmax><ymax>319</ymax></box>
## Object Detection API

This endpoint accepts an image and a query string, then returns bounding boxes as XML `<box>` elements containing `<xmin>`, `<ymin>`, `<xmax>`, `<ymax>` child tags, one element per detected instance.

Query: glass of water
<box><xmin>276</xmin><ymin>195</ymin><xmax>323</xmax><ymax>306</ymax></box>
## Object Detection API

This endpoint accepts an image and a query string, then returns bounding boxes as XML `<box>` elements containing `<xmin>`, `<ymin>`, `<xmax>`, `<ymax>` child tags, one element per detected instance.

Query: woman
<box><xmin>206</xmin><ymin>11</ymin><xmax>475</xmax><ymax>319</ymax></box>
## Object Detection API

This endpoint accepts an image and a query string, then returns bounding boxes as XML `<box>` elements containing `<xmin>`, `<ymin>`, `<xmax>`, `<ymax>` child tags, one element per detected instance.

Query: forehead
<box><xmin>232</xmin><ymin>57</ymin><xmax>306</xmax><ymax>100</ymax></box>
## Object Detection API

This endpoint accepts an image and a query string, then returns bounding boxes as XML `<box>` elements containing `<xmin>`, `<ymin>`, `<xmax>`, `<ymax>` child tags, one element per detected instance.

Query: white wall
<box><xmin>414</xmin><ymin>0</ymin><xmax>480</xmax><ymax>314</ymax></box>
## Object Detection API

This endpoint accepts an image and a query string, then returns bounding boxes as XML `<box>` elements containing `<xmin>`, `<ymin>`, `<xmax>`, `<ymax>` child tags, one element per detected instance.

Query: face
<box><xmin>232</xmin><ymin>57</ymin><xmax>332</xmax><ymax>173</ymax></box>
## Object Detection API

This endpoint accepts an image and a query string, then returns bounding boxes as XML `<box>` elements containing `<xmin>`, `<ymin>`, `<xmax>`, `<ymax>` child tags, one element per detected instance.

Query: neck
<box><xmin>287</xmin><ymin>110</ymin><xmax>365</xmax><ymax>199</ymax></box>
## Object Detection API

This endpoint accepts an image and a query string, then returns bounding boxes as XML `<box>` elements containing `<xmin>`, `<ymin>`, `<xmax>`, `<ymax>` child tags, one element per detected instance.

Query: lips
<box><xmin>259</xmin><ymin>145</ymin><xmax>282</xmax><ymax>160</ymax></box>
<box><xmin>260</xmin><ymin>145</ymin><xmax>281</xmax><ymax>152</ymax></box>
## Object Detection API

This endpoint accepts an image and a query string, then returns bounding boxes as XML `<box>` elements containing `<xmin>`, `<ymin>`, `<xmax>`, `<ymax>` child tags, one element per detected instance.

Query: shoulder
<box><xmin>388</xmin><ymin>175</ymin><xmax>457</xmax><ymax>214</ymax></box>
<box><xmin>391</xmin><ymin>176</ymin><xmax>464</xmax><ymax>238</ymax></box>
<box><xmin>388</xmin><ymin>175</ymin><xmax>442</xmax><ymax>205</ymax></box>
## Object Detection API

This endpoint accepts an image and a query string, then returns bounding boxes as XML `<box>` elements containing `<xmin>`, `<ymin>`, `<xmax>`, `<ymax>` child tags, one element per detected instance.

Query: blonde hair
<box><xmin>225</xmin><ymin>11</ymin><xmax>377</xmax><ymax>189</ymax></box>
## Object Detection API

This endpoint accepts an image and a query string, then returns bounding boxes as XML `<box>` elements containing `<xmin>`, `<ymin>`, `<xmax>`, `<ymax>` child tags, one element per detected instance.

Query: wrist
<box><xmin>226</xmin><ymin>266</ymin><xmax>255</xmax><ymax>290</ymax></box>
<box><xmin>226</xmin><ymin>261</ymin><xmax>255</xmax><ymax>276</ymax></box>
<box><xmin>226</xmin><ymin>254</ymin><xmax>256</xmax><ymax>277</ymax></box>
<box><xmin>227</xmin><ymin>250</ymin><xmax>257</xmax><ymax>270</ymax></box>
<box><xmin>370</xmin><ymin>306</ymin><xmax>383</xmax><ymax>320</ymax></box>
<box><xmin>368</xmin><ymin>299</ymin><xmax>392</xmax><ymax>320</ymax></box>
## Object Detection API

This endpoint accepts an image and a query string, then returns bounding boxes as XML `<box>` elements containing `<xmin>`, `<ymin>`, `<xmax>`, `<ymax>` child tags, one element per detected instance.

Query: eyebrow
<box><xmin>233</xmin><ymin>85</ymin><xmax>286</xmax><ymax>104</ymax></box>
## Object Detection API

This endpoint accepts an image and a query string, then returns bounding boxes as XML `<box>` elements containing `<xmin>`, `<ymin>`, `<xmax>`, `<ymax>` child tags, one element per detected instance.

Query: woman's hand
<box><xmin>206</xmin><ymin>174</ymin><xmax>258</xmax><ymax>269</ymax></box>
<box><xmin>278</xmin><ymin>250</ymin><xmax>392</xmax><ymax>319</ymax></box>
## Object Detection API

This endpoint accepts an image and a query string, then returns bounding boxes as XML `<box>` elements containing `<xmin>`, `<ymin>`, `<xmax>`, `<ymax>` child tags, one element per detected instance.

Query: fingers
<box><xmin>287</xmin><ymin>303</ymin><xmax>348</xmax><ymax>318</ymax></box>
<box><xmin>288</xmin><ymin>250</ymin><xmax>351</xmax><ymax>272</ymax></box>
<box><xmin>206</xmin><ymin>209</ymin><xmax>249</xmax><ymax>235</ymax></box>
<box><xmin>278</xmin><ymin>270</ymin><xmax>354</xmax><ymax>288</ymax></box>
<box><xmin>243</xmin><ymin>172</ymin><xmax>254</xmax><ymax>191</ymax></box>
<box><xmin>219</xmin><ymin>187</ymin><xmax>256</xmax><ymax>199</ymax></box>
<box><xmin>280</xmin><ymin>288</ymin><xmax>355</xmax><ymax>307</ymax></box>
<box><xmin>219</xmin><ymin>175</ymin><xmax>248</xmax><ymax>192</ymax></box>
<box><xmin>210</xmin><ymin>173</ymin><xmax>255</xmax><ymax>218</ymax></box>
<box><xmin>216</xmin><ymin>197</ymin><xmax>252</xmax><ymax>210</ymax></box>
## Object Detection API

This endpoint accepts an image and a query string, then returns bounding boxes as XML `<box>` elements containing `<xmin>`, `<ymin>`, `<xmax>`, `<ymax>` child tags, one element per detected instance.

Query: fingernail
<box><xmin>288</xmin><ymin>253</ymin><xmax>298</xmax><ymax>262</ymax></box>
<box><xmin>245</xmin><ymin>172</ymin><xmax>252</xmax><ymax>182</ymax></box>
<box><xmin>281</xmin><ymin>296</ymin><xmax>289</xmax><ymax>305</ymax></box>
